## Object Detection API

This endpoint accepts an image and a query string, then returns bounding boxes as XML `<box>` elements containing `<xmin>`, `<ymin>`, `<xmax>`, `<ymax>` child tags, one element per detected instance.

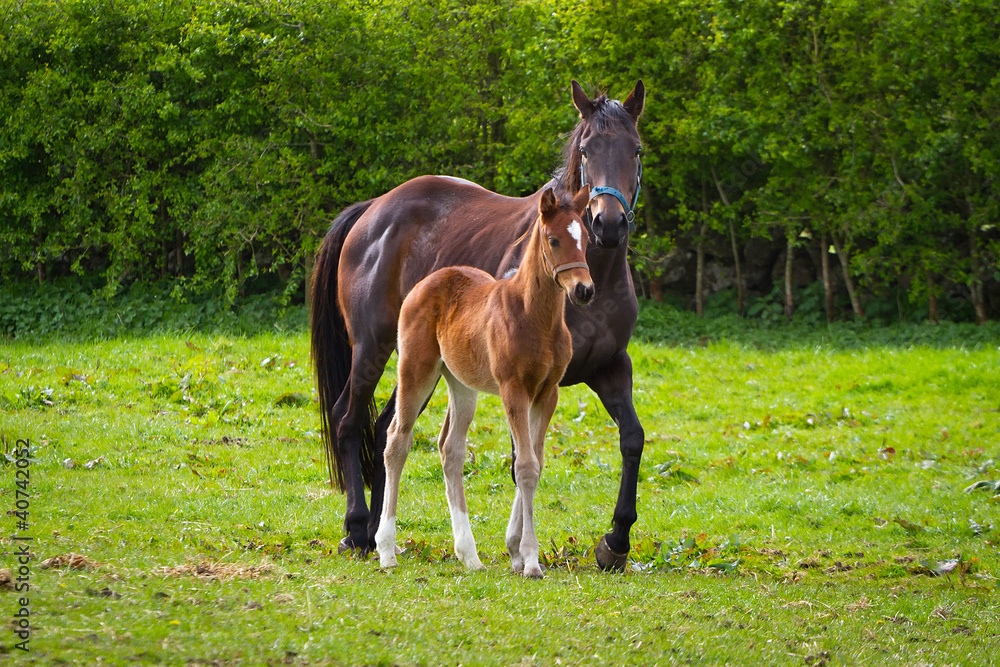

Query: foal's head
<box><xmin>538</xmin><ymin>187</ymin><xmax>595</xmax><ymax>307</ymax></box>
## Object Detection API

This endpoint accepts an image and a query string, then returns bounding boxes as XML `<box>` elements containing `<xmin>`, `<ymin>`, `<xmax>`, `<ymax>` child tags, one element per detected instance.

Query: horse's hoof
<box><xmin>338</xmin><ymin>536</ymin><xmax>369</xmax><ymax>556</ymax></box>
<box><xmin>595</xmin><ymin>535</ymin><xmax>628</xmax><ymax>571</ymax></box>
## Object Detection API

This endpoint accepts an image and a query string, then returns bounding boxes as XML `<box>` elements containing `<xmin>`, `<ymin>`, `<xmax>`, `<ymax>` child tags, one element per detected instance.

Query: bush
<box><xmin>0</xmin><ymin>279</ymin><xmax>307</xmax><ymax>341</ymax></box>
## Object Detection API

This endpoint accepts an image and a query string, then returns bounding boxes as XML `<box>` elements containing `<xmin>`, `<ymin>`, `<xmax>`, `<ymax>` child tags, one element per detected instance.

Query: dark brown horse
<box><xmin>311</xmin><ymin>80</ymin><xmax>646</xmax><ymax>570</ymax></box>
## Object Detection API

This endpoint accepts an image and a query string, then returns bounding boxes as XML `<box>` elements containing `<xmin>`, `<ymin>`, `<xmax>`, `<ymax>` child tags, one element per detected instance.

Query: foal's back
<box><xmin>397</xmin><ymin>264</ymin><xmax>502</xmax><ymax>396</ymax></box>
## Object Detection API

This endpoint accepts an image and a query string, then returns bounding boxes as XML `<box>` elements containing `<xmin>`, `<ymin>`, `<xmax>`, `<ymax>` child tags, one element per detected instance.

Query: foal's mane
<box><xmin>554</xmin><ymin>93</ymin><xmax>637</xmax><ymax>199</ymax></box>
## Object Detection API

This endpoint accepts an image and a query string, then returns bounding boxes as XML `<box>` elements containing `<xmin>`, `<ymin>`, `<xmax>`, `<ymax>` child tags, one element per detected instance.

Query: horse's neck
<box><xmin>586</xmin><ymin>242</ymin><xmax>630</xmax><ymax>288</ymax></box>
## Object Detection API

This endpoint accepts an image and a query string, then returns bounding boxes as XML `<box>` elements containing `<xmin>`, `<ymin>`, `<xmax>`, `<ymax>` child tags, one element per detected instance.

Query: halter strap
<box><xmin>541</xmin><ymin>248</ymin><xmax>589</xmax><ymax>284</ymax></box>
<box><xmin>551</xmin><ymin>260</ymin><xmax>590</xmax><ymax>276</ymax></box>
<box><xmin>579</xmin><ymin>157</ymin><xmax>642</xmax><ymax>233</ymax></box>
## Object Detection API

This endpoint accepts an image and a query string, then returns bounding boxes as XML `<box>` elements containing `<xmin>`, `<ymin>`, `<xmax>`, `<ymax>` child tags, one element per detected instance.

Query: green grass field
<box><xmin>2</xmin><ymin>330</ymin><xmax>998</xmax><ymax>665</ymax></box>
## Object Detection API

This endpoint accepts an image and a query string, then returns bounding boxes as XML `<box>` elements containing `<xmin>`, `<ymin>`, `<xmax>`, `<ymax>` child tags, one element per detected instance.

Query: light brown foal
<box><xmin>375</xmin><ymin>186</ymin><xmax>593</xmax><ymax>578</ymax></box>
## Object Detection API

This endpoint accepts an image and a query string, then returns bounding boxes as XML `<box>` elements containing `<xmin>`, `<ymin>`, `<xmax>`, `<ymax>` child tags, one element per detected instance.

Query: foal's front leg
<box><xmin>502</xmin><ymin>385</ymin><xmax>550</xmax><ymax>579</ymax></box>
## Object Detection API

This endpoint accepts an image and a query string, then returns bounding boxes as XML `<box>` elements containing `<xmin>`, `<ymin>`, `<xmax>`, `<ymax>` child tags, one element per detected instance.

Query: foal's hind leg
<box><xmin>375</xmin><ymin>353</ymin><xmax>441</xmax><ymax>568</ymax></box>
<box><xmin>439</xmin><ymin>370</ymin><xmax>482</xmax><ymax>570</ymax></box>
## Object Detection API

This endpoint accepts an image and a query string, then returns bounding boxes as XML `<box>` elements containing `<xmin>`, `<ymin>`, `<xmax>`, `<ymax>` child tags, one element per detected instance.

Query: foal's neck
<box><xmin>508</xmin><ymin>219</ymin><xmax>566</xmax><ymax>323</ymax></box>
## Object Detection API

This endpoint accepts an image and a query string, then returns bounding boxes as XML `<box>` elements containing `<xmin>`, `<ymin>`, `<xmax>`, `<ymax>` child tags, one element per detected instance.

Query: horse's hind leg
<box><xmin>439</xmin><ymin>371</ymin><xmax>482</xmax><ymax>570</ymax></box>
<box><xmin>334</xmin><ymin>336</ymin><xmax>395</xmax><ymax>553</ymax></box>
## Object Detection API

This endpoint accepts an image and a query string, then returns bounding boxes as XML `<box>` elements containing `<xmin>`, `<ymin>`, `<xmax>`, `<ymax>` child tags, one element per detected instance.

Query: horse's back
<box><xmin>338</xmin><ymin>175</ymin><xmax>537</xmax><ymax>345</ymax></box>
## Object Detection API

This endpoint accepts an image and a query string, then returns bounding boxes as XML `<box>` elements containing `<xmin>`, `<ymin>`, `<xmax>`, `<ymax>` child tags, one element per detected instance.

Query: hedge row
<box><xmin>1</xmin><ymin>0</ymin><xmax>998</xmax><ymax>320</ymax></box>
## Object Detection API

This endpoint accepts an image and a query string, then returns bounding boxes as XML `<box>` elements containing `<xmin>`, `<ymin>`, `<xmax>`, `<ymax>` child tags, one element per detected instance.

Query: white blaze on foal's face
<box><xmin>567</xmin><ymin>220</ymin><xmax>583</xmax><ymax>251</ymax></box>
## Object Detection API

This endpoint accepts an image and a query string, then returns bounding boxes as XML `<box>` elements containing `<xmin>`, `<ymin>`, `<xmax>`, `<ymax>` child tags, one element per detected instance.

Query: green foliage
<box><xmin>0</xmin><ymin>278</ymin><xmax>306</xmax><ymax>340</ymax></box>
<box><xmin>0</xmin><ymin>0</ymin><xmax>998</xmax><ymax>319</ymax></box>
<box><xmin>634</xmin><ymin>299</ymin><xmax>1000</xmax><ymax>349</ymax></box>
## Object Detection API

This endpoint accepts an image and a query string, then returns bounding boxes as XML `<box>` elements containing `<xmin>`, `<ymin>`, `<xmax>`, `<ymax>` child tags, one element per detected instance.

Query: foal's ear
<box><xmin>571</xmin><ymin>184</ymin><xmax>591</xmax><ymax>216</ymax></box>
<box><xmin>622</xmin><ymin>79</ymin><xmax>645</xmax><ymax>120</ymax></box>
<box><xmin>540</xmin><ymin>187</ymin><xmax>558</xmax><ymax>217</ymax></box>
<box><xmin>571</xmin><ymin>80</ymin><xmax>596</xmax><ymax>120</ymax></box>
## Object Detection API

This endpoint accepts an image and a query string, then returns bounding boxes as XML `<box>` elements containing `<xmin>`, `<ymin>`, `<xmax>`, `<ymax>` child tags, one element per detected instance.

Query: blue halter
<box><xmin>580</xmin><ymin>156</ymin><xmax>642</xmax><ymax>234</ymax></box>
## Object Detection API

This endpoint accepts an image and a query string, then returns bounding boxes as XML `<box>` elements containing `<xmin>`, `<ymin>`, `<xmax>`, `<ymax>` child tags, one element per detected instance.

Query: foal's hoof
<box><xmin>595</xmin><ymin>535</ymin><xmax>628</xmax><ymax>572</ymax></box>
<box><xmin>523</xmin><ymin>564</ymin><xmax>545</xmax><ymax>579</ymax></box>
<box><xmin>338</xmin><ymin>536</ymin><xmax>370</xmax><ymax>556</ymax></box>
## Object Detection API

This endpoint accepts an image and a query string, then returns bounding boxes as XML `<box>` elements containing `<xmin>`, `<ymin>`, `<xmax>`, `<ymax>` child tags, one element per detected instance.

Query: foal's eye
<box><xmin>635</xmin><ymin>146</ymin><xmax>643</xmax><ymax>156</ymax></box>
<box><xmin>548</xmin><ymin>237</ymin><xmax>560</xmax><ymax>248</ymax></box>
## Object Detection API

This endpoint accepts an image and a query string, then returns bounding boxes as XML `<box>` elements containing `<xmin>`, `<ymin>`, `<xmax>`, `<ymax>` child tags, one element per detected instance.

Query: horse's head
<box><xmin>539</xmin><ymin>186</ymin><xmax>594</xmax><ymax>306</ymax></box>
<box><xmin>570</xmin><ymin>79</ymin><xmax>645</xmax><ymax>249</ymax></box>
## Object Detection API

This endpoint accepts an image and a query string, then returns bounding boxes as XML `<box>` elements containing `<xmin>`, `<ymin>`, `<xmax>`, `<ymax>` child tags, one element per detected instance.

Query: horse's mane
<box><xmin>554</xmin><ymin>94</ymin><xmax>636</xmax><ymax>198</ymax></box>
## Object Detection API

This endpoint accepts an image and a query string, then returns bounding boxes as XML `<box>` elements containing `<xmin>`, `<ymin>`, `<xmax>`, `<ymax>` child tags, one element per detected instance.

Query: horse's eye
<box><xmin>549</xmin><ymin>237</ymin><xmax>560</xmax><ymax>248</ymax></box>
<box><xmin>635</xmin><ymin>146</ymin><xmax>643</xmax><ymax>156</ymax></box>
<box><xmin>580</xmin><ymin>147</ymin><xmax>588</xmax><ymax>159</ymax></box>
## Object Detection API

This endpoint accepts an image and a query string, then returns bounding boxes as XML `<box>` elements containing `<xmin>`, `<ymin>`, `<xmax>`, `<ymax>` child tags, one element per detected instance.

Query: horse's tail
<box><xmin>310</xmin><ymin>199</ymin><xmax>378</xmax><ymax>491</ymax></box>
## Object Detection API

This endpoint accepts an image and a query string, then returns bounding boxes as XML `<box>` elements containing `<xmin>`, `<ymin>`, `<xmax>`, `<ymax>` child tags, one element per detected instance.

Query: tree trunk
<box><xmin>897</xmin><ymin>277</ymin><xmax>905</xmax><ymax>324</ymax></box>
<box><xmin>784</xmin><ymin>234</ymin><xmax>795</xmax><ymax>323</ymax></box>
<box><xmin>175</xmin><ymin>229</ymin><xmax>185</xmax><ymax>277</ymax></box>
<box><xmin>695</xmin><ymin>222</ymin><xmax>706</xmax><ymax>317</ymax></box>
<box><xmin>832</xmin><ymin>232</ymin><xmax>865</xmax><ymax>319</ymax></box>
<box><xmin>160</xmin><ymin>200</ymin><xmax>169</xmax><ymax>280</ymax></box>
<box><xmin>821</xmin><ymin>232</ymin><xmax>834</xmax><ymax>323</ymax></box>
<box><xmin>711</xmin><ymin>165</ymin><xmax>743</xmax><ymax>316</ymax></box>
<box><xmin>305</xmin><ymin>247</ymin><xmax>316</xmax><ymax>309</ymax></box>
<box><xmin>926</xmin><ymin>272</ymin><xmax>938</xmax><ymax>324</ymax></box>
<box><xmin>971</xmin><ymin>282</ymin><xmax>987</xmax><ymax>324</ymax></box>
<box><xmin>643</xmin><ymin>204</ymin><xmax>661</xmax><ymax>303</ymax></box>
<box><xmin>729</xmin><ymin>219</ymin><xmax>744</xmax><ymax>316</ymax></box>
<box><xmin>648</xmin><ymin>276</ymin><xmax>662</xmax><ymax>302</ymax></box>
<box><xmin>695</xmin><ymin>182</ymin><xmax>708</xmax><ymax>316</ymax></box>
<box><xmin>969</xmin><ymin>225</ymin><xmax>988</xmax><ymax>324</ymax></box>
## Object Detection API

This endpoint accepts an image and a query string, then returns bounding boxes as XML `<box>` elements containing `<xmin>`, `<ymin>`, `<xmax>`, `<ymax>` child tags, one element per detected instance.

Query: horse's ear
<box><xmin>622</xmin><ymin>79</ymin><xmax>645</xmax><ymax>120</ymax></box>
<box><xmin>571</xmin><ymin>185</ymin><xmax>591</xmax><ymax>216</ymax></box>
<box><xmin>540</xmin><ymin>187</ymin><xmax>558</xmax><ymax>217</ymax></box>
<box><xmin>571</xmin><ymin>80</ymin><xmax>596</xmax><ymax>120</ymax></box>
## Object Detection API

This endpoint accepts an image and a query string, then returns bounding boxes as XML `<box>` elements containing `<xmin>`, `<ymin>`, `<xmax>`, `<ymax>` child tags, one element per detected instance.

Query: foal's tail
<box><xmin>310</xmin><ymin>200</ymin><xmax>378</xmax><ymax>491</ymax></box>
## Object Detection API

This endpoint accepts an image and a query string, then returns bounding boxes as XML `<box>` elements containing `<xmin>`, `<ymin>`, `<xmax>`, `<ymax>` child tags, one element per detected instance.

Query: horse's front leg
<box><xmin>586</xmin><ymin>351</ymin><xmax>644</xmax><ymax>571</ymax></box>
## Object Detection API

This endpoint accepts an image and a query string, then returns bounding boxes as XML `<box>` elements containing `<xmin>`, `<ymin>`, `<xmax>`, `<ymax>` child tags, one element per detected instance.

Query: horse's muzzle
<box><xmin>591</xmin><ymin>211</ymin><xmax>629</xmax><ymax>249</ymax></box>
<box><xmin>571</xmin><ymin>281</ymin><xmax>596</xmax><ymax>306</ymax></box>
